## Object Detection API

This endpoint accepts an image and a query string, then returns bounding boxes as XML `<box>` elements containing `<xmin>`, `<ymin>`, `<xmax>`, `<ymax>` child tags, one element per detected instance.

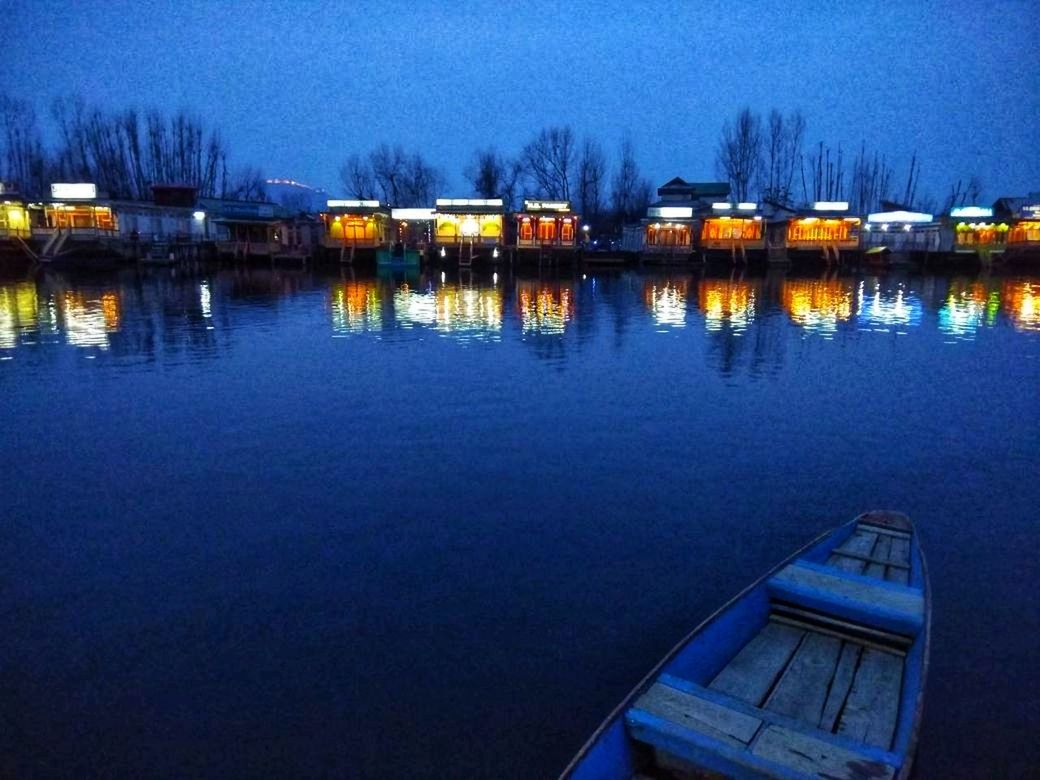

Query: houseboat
<box><xmin>512</xmin><ymin>199</ymin><xmax>581</xmax><ymax>264</ymax></box>
<box><xmin>946</xmin><ymin>205</ymin><xmax>1008</xmax><ymax>265</ymax></box>
<box><xmin>640</xmin><ymin>178</ymin><xmax>731</xmax><ymax>264</ymax></box>
<box><xmin>434</xmin><ymin>197</ymin><xmax>504</xmax><ymax>266</ymax></box>
<box><xmin>862</xmin><ymin>210</ymin><xmax>941</xmax><ymax>266</ymax></box>
<box><xmin>1000</xmin><ymin>199</ymin><xmax>1040</xmax><ymax>263</ymax></box>
<box><xmin>320</xmin><ymin>199</ymin><xmax>393</xmax><ymax>263</ymax></box>
<box><xmin>699</xmin><ymin>202</ymin><xmax>766</xmax><ymax>262</ymax></box>
<box><xmin>767</xmin><ymin>201</ymin><xmax>862</xmax><ymax>264</ymax></box>
<box><xmin>0</xmin><ymin>185</ymin><xmax>33</xmax><ymax>261</ymax></box>
<box><xmin>198</xmin><ymin>197</ymin><xmax>285</xmax><ymax>261</ymax></box>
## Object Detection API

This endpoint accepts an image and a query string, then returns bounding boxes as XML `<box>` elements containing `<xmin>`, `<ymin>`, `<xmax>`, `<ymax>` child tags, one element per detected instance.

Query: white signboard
<box><xmin>327</xmin><ymin>199</ymin><xmax>380</xmax><ymax>209</ymax></box>
<box><xmin>51</xmin><ymin>183</ymin><xmax>97</xmax><ymax>200</ymax></box>
<box><xmin>648</xmin><ymin>206</ymin><xmax>693</xmax><ymax>219</ymax></box>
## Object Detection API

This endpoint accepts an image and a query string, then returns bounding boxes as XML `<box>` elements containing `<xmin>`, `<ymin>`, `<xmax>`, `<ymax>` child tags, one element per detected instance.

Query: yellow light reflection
<box><xmin>331</xmin><ymin>281</ymin><xmax>382</xmax><ymax>333</ymax></box>
<box><xmin>1002</xmin><ymin>280</ymin><xmax>1040</xmax><ymax>332</ymax></box>
<box><xmin>61</xmin><ymin>291</ymin><xmax>120</xmax><ymax>349</ymax></box>
<box><xmin>781</xmin><ymin>279</ymin><xmax>853</xmax><ymax>334</ymax></box>
<box><xmin>434</xmin><ymin>285</ymin><xmax>503</xmax><ymax>338</ymax></box>
<box><xmin>518</xmin><ymin>283</ymin><xmax>574</xmax><ymax>335</ymax></box>
<box><xmin>0</xmin><ymin>282</ymin><xmax>39</xmax><ymax>349</ymax></box>
<box><xmin>643</xmin><ymin>279</ymin><xmax>688</xmax><ymax>327</ymax></box>
<box><xmin>698</xmin><ymin>279</ymin><xmax>755</xmax><ymax>331</ymax></box>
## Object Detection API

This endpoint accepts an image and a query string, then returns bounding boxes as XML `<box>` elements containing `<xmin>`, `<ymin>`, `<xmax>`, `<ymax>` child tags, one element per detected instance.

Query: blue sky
<box><xmin>3</xmin><ymin>0</ymin><xmax>1038</xmax><ymax>203</ymax></box>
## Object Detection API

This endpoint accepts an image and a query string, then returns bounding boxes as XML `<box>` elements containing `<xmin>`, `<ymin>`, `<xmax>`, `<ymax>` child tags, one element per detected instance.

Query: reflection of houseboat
<box><xmin>512</xmin><ymin>199</ymin><xmax>581</xmax><ymax>264</ymax></box>
<box><xmin>767</xmin><ymin>201</ymin><xmax>862</xmax><ymax>264</ymax></box>
<box><xmin>515</xmin><ymin>278</ymin><xmax>575</xmax><ymax>334</ymax></box>
<box><xmin>434</xmin><ymin>198</ymin><xmax>504</xmax><ymax>266</ymax></box>
<box><xmin>699</xmin><ymin>202</ymin><xmax>766</xmax><ymax>262</ymax></box>
<box><xmin>862</xmin><ymin>210</ymin><xmax>941</xmax><ymax>266</ymax></box>
<box><xmin>640</xmin><ymin>178</ymin><xmax>731</xmax><ymax>263</ymax></box>
<box><xmin>320</xmin><ymin>199</ymin><xmax>392</xmax><ymax>262</ymax></box>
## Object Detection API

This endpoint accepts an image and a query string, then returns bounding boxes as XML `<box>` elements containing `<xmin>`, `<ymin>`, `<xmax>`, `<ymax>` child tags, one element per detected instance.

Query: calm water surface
<box><xmin>1</xmin><ymin>263</ymin><xmax>1038</xmax><ymax>777</ymax></box>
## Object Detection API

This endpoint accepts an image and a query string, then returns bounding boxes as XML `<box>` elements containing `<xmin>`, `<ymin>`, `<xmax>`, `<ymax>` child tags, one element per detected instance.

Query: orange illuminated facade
<box><xmin>645</xmin><ymin>222</ymin><xmax>692</xmax><ymax>248</ymax></box>
<box><xmin>953</xmin><ymin>221</ymin><xmax>1008</xmax><ymax>250</ymax></box>
<box><xmin>1008</xmin><ymin>220</ymin><xmax>1040</xmax><ymax>247</ymax></box>
<box><xmin>786</xmin><ymin>217</ymin><xmax>861</xmax><ymax>248</ymax></box>
<box><xmin>41</xmin><ymin>203</ymin><xmax>117</xmax><ymax>232</ymax></box>
<box><xmin>321</xmin><ymin>201</ymin><xmax>391</xmax><ymax>249</ymax></box>
<box><xmin>514</xmin><ymin>200</ymin><xmax>579</xmax><ymax>248</ymax></box>
<box><xmin>700</xmin><ymin>217</ymin><xmax>764</xmax><ymax>249</ymax></box>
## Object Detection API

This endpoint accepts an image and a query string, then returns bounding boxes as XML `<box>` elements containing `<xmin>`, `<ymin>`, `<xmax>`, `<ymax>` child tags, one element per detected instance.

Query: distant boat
<box><xmin>376</xmin><ymin>245</ymin><xmax>421</xmax><ymax>268</ymax></box>
<box><xmin>561</xmin><ymin>511</ymin><xmax>929</xmax><ymax>780</ymax></box>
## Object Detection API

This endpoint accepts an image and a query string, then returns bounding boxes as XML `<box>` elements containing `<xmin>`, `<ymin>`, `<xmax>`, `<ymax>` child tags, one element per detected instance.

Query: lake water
<box><xmin>1</xmin><ymin>263</ymin><xmax>1038</xmax><ymax>777</ymax></box>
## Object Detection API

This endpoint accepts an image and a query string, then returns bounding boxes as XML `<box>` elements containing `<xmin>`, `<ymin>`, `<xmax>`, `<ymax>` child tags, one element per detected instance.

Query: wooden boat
<box><xmin>561</xmin><ymin>511</ymin><xmax>929</xmax><ymax>780</ymax></box>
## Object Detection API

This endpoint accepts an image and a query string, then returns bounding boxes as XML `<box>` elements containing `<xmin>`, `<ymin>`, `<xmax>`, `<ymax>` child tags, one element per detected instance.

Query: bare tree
<box><xmin>716</xmin><ymin>108</ymin><xmax>762</xmax><ymax>202</ymax></box>
<box><xmin>849</xmin><ymin>142</ymin><xmax>894</xmax><ymax>213</ymax></box>
<box><xmin>762</xmin><ymin>109</ymin><xmax>805</xmax><ymax>205</ymax></box>
<box><xmin>340</xmin><ymin>153</ymin><xmax>376</xmax><ymax>199</ymax></box>
<box><xmin>0</xmin><ymin>93</ymin><xmax>50</xmax><ymax>197</ymax></box>
<box><xmin>521</xmin><ymin>126</ymin><xmax>575</xmax><ymax>200</ymax></box>
<box><xmin>465</xmin><ymin>147</ymin><xmax>506</xmax><ymax>199</ymax></box>
<box><xmin>398</xmin><ymin>152</ymin><xmax>442</xmax><ymax>207</ymax></box>
<box><xmin>369</xmin><ymin>143</ymin><xmax>407</xmax><ymax>204</ymax></box>
<box><xmin>942</xmin><ymin>175</ymin><xmax>984</xmax><ymax>213</ymax></box>
<box><xmin>800</xmin><ymin>141</ymin><xmax>845</xmax><ymax>203</ymax></box>
<box><xmin>610</xmin><ymin>138</ymin><xmax>652</xmax><ymax>226</ymax></box>
<box><xmin>577</xmin><ymin>136</ymin><xmax>607</xmax><ymax>222</ymax></box>
<box><xmin>223</xmin><ymin>164</ymin><xmax>266</xmax><ymax>201</ymax></box>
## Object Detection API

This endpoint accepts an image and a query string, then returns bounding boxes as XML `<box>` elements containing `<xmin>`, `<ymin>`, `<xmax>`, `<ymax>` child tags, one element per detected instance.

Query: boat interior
<box><xmin>569</xmin><ymin>512</ymin><xmax>928</xmax><ymax>780</ymax></box>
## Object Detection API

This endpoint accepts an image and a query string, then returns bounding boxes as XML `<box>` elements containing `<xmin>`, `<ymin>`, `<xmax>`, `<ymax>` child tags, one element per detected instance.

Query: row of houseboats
<box><xmin>1</xmin><ymin>178</ymin><xmax>1038</xmax><ymax>269</ymax></box>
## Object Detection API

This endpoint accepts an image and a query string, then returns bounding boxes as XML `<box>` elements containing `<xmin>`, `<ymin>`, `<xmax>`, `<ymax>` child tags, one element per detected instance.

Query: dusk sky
<box><xmin>3</xmin><ymin>0</ymin><xmax>1038</xmax><ymax>204</ymax></box>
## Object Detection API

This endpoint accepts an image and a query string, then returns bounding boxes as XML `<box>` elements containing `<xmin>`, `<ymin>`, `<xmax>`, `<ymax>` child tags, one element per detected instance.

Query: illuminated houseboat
<box><xmin>512</xmin><ymin>199</ymin><xmax>581</xmax><ymax>261</ymax></box>
<box><xmin>946</xmin><ymin>205</ymin><xmax>1008</xmax><ymax>263</ymax></box>
<box><xmin>766</xmin><ymin>201</ymin><xmax>862</xmax><ymax>263</ymax></box>
<box><xmin>434</xmin><ymin>197</ymin><xmax>504</xmax><ymax>265</ymax></box>
<box><xmin>320</xmin><ymin>199</ymin><xmax>393</xmax><ymax>262</ymax></box>
<box><xmin>699</xmin><ymin>202</ymin><xmax>765</xmax><ymax>261</ymax></box>
<box><xmin>640</xmin><ymin>178</ymin><xmax>731</xmax><ymax>263</ymax></box>
<box><xmin>862</xmin><ymin>209</ymin><xmax>941</xmax><ymax>265</ymax></box>
<box><xmin>998</xmin><ymin>199</ymin><xmax>1040</xmax><ymax>261</ymax></box>
<box><xmin>32</xmin><ymin>183</ymin><xmax>121</xmax><ymax>265</ymax></box>
<box><xmin>0</xmin><ymin>185</ymin><xmax>32</xmax><ymax>259</ymax></box>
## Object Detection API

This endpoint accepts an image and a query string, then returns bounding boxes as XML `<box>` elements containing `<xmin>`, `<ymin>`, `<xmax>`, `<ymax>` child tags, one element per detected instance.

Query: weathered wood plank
<box><xmin>828</xmin><ymin>552</ymin><xmax>867</xmax><ymax>573</ymax></box>
<box><xmin>820</xmin><ymin>642</ymin><xmax>863</xmax><ymax>731</ymax></box>
<box><xmin>827</xmin><ymin>549</ymin><xmax>910</xmax><ymax>570</ymax></box>
<box><xmin>633</xmin><ymin>682</ymin><xmax>762</xmax><ymax>748</ymax></box>
<box><xmin>888</xmin><ymin>536</ymin><xmax>911</xmax><ymax>567</ymax></box>
<box><xmin>864</xmin><ymin>535</ymin><xmax>891</xmax><ymax>579</ymax></box>
<box><xmin>770</xmin><ymin>562</ymin><xmax>925</xmax><ymax>629</ymax></box>
<box><xmin>751</xmin><ymin>724</ymin><xmax>896</xmax><ymax>780</ymax></box>
<box><xmin>837</xmin><ymin>531</ymin><xmax>878</xmax><ymax>557</ymax></box>
<box><xmin>885</xmin><ymin>566</ymin><xmax>910</xmax><ymax>585</ymax></box>
<box><xmin>764</xmin><ymin>632</ymin><xmax>842</xmax><ymax>725</ymax></box>
<box><xmin>837</xmin><ymin>648</ymin><xmax>904</xmax><ymax>749</ymax></box>
<box><xmin>709</xmin><ymin>622</ymin><xmax>804</xmax><ymax>706</ymax></box>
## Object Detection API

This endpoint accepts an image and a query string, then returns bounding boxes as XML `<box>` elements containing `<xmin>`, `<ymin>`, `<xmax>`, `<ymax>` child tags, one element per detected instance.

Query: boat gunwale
<box><xmin>557</xmin><ymin>511</ymin><xmax>929</xmax><ymax>780</ymax></box>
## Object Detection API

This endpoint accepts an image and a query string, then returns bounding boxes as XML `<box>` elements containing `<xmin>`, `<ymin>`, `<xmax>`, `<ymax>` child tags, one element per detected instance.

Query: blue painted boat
<box><xmin>376</xmin><ymin>246</ymin><xmax>421</xmax><ymax>267</ymax></box>
<box><xmin>561</xmin><ymin>511</ymin><xmax>930</xmax><ymax>780</ymax></box>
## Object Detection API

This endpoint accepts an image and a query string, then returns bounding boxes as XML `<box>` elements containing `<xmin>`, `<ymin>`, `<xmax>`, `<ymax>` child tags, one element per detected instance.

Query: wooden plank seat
<box><xmin>767</xmin><ymin>561</ymin><xmax>924</xmax><ymax>636</ymax></box>
<box><xmin>626</xmin><ymin>669</ymin><xmax>903</xmax><ymax>780</ymax></box>
<box><xmin>826</xmin><ymin>523</ymin><xmax>912</xmax><ymax>585</ymax></box>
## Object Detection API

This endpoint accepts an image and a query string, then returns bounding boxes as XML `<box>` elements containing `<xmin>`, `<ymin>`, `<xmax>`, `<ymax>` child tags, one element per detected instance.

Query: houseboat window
<box><xmin>955</xmin><ymin>223</ymin><xmax>1006</xmax><ymax>246</ymax></box>
<box><xmin>519</xmin><ymin>220</ymin><xmax>533</xmax><ymax>241</ymax></box>
<box><xmin>701</xmin><ymin>218</ymin><xmax>762</xmax><ymax>242</ymax></box>
<box><xmin>788</xmin><ymin>218</ymin><xmax>856</xmax><ymax>243</ymax></box>
<box><xmin>537</xmin><ymin>219</ymin><xmax>557</xmax><ymax>242</ymax></box>
<box><xmin>480</xmin><ymin>216</ymin><xmax>502</xmax><ymax>238</ymax></box>
<box><xmin>561</xmin><ymin>221</ymin><xmax>574</xmax><ymax>242</ymax></box>
<box><xmin>1009</xmin><ymin>221</ymin><xmax>1040</xmax><ymax>243</ymax></box>
<box><xmin>646</xmin><ymin>224</ymin><xmax>691</xmax><ymax>246</ymax></box>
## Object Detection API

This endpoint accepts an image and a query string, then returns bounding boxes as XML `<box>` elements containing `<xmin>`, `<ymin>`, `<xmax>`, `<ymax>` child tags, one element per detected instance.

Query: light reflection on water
<box><xmin>0</xmin><ymin>263</ymin><xmax>1038</xmax><ymax>779</ymax></box>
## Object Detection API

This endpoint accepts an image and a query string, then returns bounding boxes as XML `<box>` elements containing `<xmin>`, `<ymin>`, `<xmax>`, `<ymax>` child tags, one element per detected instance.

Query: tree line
<box><xmin>715</xmin><ymin>106</ymin><xmax>983</xmax><ymax>215</ymax></box>
<box><xmin>0</xmin><ymin>93</ymin><xmax>266</xmax><ymax>201</ymax></box>
<box><xmin>339</xmin><ymin>129</ymin><xmax>654</xmax><ymax>234</ymax></box>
